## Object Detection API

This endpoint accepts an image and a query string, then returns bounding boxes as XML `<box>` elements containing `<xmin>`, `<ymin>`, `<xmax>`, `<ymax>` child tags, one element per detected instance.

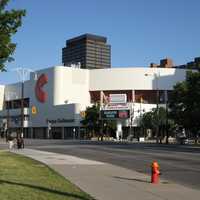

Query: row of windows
<box><xmin>63</xmin><ymin>48</ymin><xmax>86</xmax><ymax>56</ymax></box>
<box><xmin>63</xmin><ymin>47</ymin><xmax>86</xmax><ymax>53</ymax></box>
<box><xmin>86</xmin><ymin>59</ymin><xmax>110</xmax><ymax>64</ymax></box>
<box><xmin>67</xmin><ymin>42</ymin><xmax>86</xmax><ymax>48</ymax></box>
<box><xmin>5</xmin><ymin>98</ymin><xmax>30</xmax><ymax>110</ymax></box>
<box><xmin>0</xmin><ymin>115</ymin><xmax>30</xmax><ymax>122</ymax></box>
<box><xmin>63</xmin><ymin>54</ymin><xmax>110</xmax><ymax>63</ymax></box>
<box><xmin>63</xmin><ymin>56</ymin><xmax>86</xmax><ymax>61</ymax></box>
<box><xmin>86</xmin><ymin>46</ymin><xmax>110</xmax><ymax>53</ymax></box>
<box><xmin>86</xmin><ymin>56</ymin><xmax>109</xmax><ymax>61</ymax></box>
<box><xmin>86</xmin><ymin>53</ymin><xmax>110</xmax><ymax>60</ymax></box>
<box><xmin>86</xmin><ymin>39</ymin><xmax>107</xmax><ymax>44</ymax></box>
<box><xmin>63</xmin><ymin>49</ymin><xmax>110</xmax><ymax>57</ymax></box>
<box><xmin>63</xmin><ymin>56</ymin><xmax>84</xmax><ymax>61</ymax></box>
<box><xmin>86</xmin><ymin>50</ymin><xmax>110</xmax><ymax>57</ymax></box>
<box><xmin>63</xmin><ymin>46</ymin><xmax>110</xmax><ymax>56</ymax></box>
<box><xmin>65</xmin><ymin>40</ymin><xmax>110</xmax><ymax>50</ymax></box>
<box><xmin>86</xmin><ymin>60</ymin><xmax>110</xmax><ymax>66</ymax></box>
<box><xmin>86</xmin><ymin>42</ymin><xmax>110</xmax><ymax>48</ymax></box>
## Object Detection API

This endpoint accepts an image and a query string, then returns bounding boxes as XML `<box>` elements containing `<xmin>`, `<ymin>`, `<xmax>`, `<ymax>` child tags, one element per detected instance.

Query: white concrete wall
<box><xmin>89</xmin><ymin>67</ymin><xmax>186</xmax><ymax>91</ymax></box>
<box><xmin>53</xmin><ymin>66</ymin><xmax>90</xmax><ymax>110</ymax></box>
<box><xmin>0</xmin><ymin>85</ymin><xmax>5</xmax><ymax>110</ymax></box>
<box><xmin>0</xmin><ymin>66</ymin><xmax>188</xmax><ymax>128</ymax></box>
<box><xmin>1</xmin><ymin>67</ymin><xmax>86</xmax><ymax>128</ymax></box>
<box><xmin>28</xmin><ymin>67</ymin><xmax>85</xmax><ymax>127</ymax></box>
<box><xmin>4</xmin><ymin>80</ymin><xmax>33</xmax><ymax>101</ymax></box>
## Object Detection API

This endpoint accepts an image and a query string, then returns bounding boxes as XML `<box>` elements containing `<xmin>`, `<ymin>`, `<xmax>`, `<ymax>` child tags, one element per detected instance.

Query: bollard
<box><xmin>151</xmin><ymin>161</ymin><xmax>160</xmax><ymax>184</ymax></box>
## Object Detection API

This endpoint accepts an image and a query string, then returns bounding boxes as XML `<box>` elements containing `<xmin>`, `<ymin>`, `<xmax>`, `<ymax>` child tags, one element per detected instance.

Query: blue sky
<box><xmin>1</xmin><ymin>0</ymin><xmax>200</xmax><ymax>84</ymax></box>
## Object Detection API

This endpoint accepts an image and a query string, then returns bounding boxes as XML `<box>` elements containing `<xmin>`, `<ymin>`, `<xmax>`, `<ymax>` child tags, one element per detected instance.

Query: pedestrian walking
<box><xmin>17</xmin><ymin>137</ymin><xmax>24</xmax><ymax>149</ymax></box>
<box><xmin>17</xmin><ymin>137</ymin><xmax>22</xmax><ymax>149</ymax></box>
<box><xmin>8</xmin><ymin>137</ymin><xmax>14</xmax><ymax>150</ymax></box>
<box><xmin>21</xmin><ymin>137</ymin><xmax>24</xmax><ymax>148</ymax></box>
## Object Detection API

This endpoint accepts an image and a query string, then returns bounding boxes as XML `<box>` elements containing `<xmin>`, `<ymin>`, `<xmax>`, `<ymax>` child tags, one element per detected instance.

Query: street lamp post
<box><xmin>165</xmin><ymin>90</ymin><xmax>169</xmax><ymax>144</ymax></box>
<box><xmin>14</xmin><ymin>68</ymin><xmax>37</xmax><ymax>138</ymax></box>
<box><xmin>129</xmin><ymin>102</ymin><xmax>134</xmax><ymax>137</ymax></box>
<box><xmin>155</xmin><ymin>74</ymin><xmax>159</xmax><ymax>143</ymax></box>
<box><xmin>21</xmin><ymin>80</ymin><xmax>24</xmax><ymax>138</ymax></box>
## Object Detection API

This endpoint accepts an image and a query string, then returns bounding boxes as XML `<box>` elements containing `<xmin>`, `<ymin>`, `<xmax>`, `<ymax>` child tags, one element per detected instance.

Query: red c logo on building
<box><xmin>35</xmin><ymin>74</ymin><xmax>48</xmax><ymax>103</ymax></box>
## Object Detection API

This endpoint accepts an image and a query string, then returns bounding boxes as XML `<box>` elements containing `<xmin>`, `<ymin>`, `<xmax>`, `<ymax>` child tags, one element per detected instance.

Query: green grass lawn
<box><xmin>0</xmin><ymin>151</ymin><xmax>94</xmax><ymax>200</ymax></box>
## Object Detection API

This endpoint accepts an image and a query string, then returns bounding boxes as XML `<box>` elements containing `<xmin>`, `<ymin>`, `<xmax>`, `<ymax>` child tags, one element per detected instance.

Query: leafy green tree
<box><xmin>81</xmin><ymin>104</ymin><xmax>100</xmax><ymax>138</ymax></box>
<box><xmin>103</xmin><ymin>120</ymin><xmax>116</xmax><ymax>138</ymax></box>
<box><xmin>0</xmin><ymin>0</ymin><xmax>26</xmax><ymax>71</ymax></box>
<box><xmin>81</xmin><ymin>104</ymin><xmax>117</xmax><ymax>139</ymax></box>
<box><xmin>169</xmin><ymin>71</ymin><xmax>200</xmax><ymax>142</ymax></box>
<box><xmin>141</xmin><ymin>107</ymin><xmax>175</xmax><ymax>143</ymax></box>
<box><xmin>168</xmin><ymin>82</ymin><xmax>187</xmax><ymax>127</ymax></box>
<box><xmin>140</xmin><ymin>111</ymin><xmax>153</xmax><ymax>130</ymax></box>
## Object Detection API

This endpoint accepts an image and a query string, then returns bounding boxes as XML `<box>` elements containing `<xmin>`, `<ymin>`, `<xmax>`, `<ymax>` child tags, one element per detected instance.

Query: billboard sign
<box><xmin>101</xmin><ymin>110</ymin><xmax>130</xmax><ymax>119</ymax></box>
<box><xmin>109</xmin><ymin>94</ymin><xmax>127</xmax><ymax>104</ymax></box>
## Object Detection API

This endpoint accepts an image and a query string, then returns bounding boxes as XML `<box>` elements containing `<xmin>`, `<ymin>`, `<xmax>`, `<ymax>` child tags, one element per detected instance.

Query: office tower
<box><xmin>62</xmin><ymin>33</ymin><xmax>111</xmax><ymax>69</ymax></box>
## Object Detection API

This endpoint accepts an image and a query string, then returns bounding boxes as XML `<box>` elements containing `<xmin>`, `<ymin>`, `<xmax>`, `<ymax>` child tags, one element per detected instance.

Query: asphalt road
<box><xmin>23</xmin><ymin>140</ymin><xmax>200</xmax><ymax>190</ymax></box>
<box><xmin>1</xmin><ymin>139</ymin><xmax>200</xmax><ymax>190</ymax></box>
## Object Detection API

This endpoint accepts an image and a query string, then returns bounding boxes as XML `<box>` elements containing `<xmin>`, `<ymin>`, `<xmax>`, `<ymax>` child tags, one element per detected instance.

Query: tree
<box><xmin>140</xmin><ymin>111</ymin><xmax>153</xmax><ymax>130</ymax></box>
<box><xmin>168</xmin><ymin>82</ymin><xmax>187</xmax><ymax>127</ymax></box>
<box><xmin>0</xmin><ymin>0</ymin><xmax>26</xmax><ymax>71</ymax></box>
<box><xmin>103</xmin><ymin>120</ymin><xmax>116</xmax><ymax>138</ymax></box>
<box><xmin>81</xmin><ymin>104</ymin><xmax>100</xmax><ymax>138</ymax></box>
<box><xmin>169</xmin><ymin>70</ymin><xmax>200</xmax><ymax>143</ymax></box>
<box><xmin>81</xmin><ymin>104</ymin><xmax>117</xmax><ymax>140</ymax></box>
<box><xmin>141</xmin><ymin>107</ymin><xmax>175</xmax><ymax>143</ymax></box>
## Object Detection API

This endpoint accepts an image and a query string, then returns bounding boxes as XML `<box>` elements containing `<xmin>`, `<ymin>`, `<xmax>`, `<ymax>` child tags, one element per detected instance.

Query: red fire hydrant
<box><xmin>151</xmin><ymin>161</ymin><xmax>160</xmax><ymax>184</ymax></box>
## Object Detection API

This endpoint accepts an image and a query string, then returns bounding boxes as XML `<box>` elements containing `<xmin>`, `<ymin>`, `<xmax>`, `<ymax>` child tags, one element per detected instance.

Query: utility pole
<box><xmin>21</xmin><ymin>80</ymin><xmax>24</xmax><ymax>138</ymax></box>
<box><xmin>165</xmin><ymin>90</ymin><xmax>169</xmax><ymax>144</ymax></box>
<box><xmin>129</xmin><ymin>102</ymin><xmax>134</xmax><ymax>138</ymax></box>
<box><xmin>140</xmin><ymin>97</ymin><xmax>143</xmax><ymax>140</ymax></box>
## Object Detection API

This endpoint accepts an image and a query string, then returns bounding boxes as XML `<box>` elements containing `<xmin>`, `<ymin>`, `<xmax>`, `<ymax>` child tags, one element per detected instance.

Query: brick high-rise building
<box><xmin>62</xmin><ymin>33</ymin><xmax>111</xmax><ymax>69</ymax></box>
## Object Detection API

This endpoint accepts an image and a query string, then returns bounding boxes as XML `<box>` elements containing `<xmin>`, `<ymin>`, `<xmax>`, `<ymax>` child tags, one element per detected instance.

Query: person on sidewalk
<box><xmin>8</xmin><ymin>136</ymin><xmax>14</xmax><ymax>150</ymax></box>
<box><xmin>21</xmin><ymin>137</ymin><xmax>24</xmax><ymax>148</ymax></box>
<box><xmin>17</xmin><ymin>137</ymin><xmax>24</xmax><ymax>149</ymax></box>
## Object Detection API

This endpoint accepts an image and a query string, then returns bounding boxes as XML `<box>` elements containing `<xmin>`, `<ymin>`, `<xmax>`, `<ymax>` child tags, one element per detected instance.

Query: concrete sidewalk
<box><xmin>12</xmin><ymin>148</ymin><xmax>200</xmax><ymax>200</ymax></box>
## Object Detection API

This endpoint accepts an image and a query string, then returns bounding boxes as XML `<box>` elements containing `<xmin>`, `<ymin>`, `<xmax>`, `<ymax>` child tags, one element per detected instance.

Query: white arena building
<box><xmin>0</xmin><ymin>66</ymin><xmax>186</xmax><ymax>139</ymax></box>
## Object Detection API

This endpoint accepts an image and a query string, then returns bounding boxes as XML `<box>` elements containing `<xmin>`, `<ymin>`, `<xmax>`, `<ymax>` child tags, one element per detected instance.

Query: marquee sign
<box><xmin>101</xmin><ymin>110</ymin><xmax>130</xmax><ymax>119</ymax></box>
<box><xmin>109</xmin><ymin>94</ymin><xmax>127</xmax><ymax>104</ymax></box>
<box><xmin>35</xmin><ymin>74</ymin><xmax>48</xmax><ymax>103</ymax></box>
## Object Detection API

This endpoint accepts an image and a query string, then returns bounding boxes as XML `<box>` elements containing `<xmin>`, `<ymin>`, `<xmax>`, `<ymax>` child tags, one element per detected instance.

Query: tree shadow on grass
<box><xmin>113</xmin><ymin>176</ymin><xmax>150</xmax><ymax>183</ymax></box>
<box><xmin>0</xmin><ymin>179</ymin><xmax>93</xmax><ymax>200</ymax></box>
